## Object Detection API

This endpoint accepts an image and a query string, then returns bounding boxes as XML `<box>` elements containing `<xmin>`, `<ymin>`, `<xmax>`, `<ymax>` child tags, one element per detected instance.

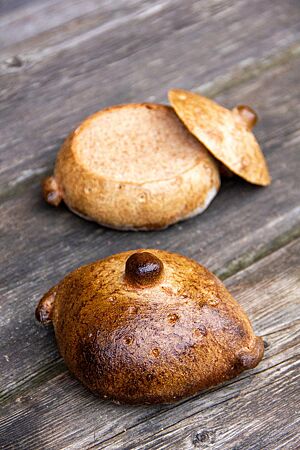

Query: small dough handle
<box><xmin>232</xmin><ymin>105</ymin><xmax>258</xmax><ymax>130</ymax></box>
<box><xmin>42</xmin><ymin>176</ymin><xmax>62</xmax><ymax>206</ymax></box>
<box><xmin>35</xmin><ymin>286</ymin><xmax>57</xmax><ymax>324</ymax></box>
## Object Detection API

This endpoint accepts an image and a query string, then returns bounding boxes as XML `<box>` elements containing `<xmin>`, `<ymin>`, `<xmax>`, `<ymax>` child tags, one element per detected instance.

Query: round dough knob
<box><xmin>125</xmin><ymin>252</ymin><xmax>163</xmax><ymax>287</ymax></box>
<box><xmin>233</xmin><ymin>105</ymin><xmax>258</xmax><ymax>130</ymax></box>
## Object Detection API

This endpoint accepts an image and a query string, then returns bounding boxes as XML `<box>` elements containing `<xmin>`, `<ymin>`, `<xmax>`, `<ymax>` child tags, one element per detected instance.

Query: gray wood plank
<box><xmin>1</xmin><ymin>2</ymin><xmax>299</xmax><ymax>448</ymax></box>
<box><xmin>1</xmin><ymin>51</ymin><xmax>300</xmax><ymax>400</ymax></box>
<box><xmin>102</xmin><ymin>357</ymin><xmax>300</xmax><ymax>450</ymax></box>
<box><xmin>1</xmin><ymin>0</ymin><xmax>300</xmax><ymax>187</ymax></box>
<box><xmin>0</xmin><ymin>0</ymin><xmax>159</xmax><ymax>51</ymax></box>
<box><xmin>1</xmin><ymin>237</ymin><xmax>299</xmax><ymax>450</ymax></box>
<box><xmin>2</xmin><ymin>0</ymin><xmax>299</xmax><ymax>58</ymax></box>
<box><xmin>0</xmin><ymin>0</ymin><xmax>35</xmax><ymax>16</ymax></box>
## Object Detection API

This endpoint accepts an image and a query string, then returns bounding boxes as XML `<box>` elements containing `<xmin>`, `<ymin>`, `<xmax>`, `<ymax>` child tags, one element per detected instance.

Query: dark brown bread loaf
<box><xmin>36</xmin><ymin>249</ymin><xmax>264</xmax><ymax>404</ymax></box>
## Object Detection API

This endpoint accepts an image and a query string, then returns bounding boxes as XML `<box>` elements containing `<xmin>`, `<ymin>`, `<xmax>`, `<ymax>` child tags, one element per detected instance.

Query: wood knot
<box><xmin>192</xmin><ymin>430</ymin><xmax>216</xmax><ymax>446</ymax></box>
<box><xmin>125</xmin><ymin>252</ymin><xmax>163</xmax><ymax>287</ymax></box>
<box><xmin>6</xmin><ymin>55</ymin><xmax>23</xmax><ymax>68</ymax></box>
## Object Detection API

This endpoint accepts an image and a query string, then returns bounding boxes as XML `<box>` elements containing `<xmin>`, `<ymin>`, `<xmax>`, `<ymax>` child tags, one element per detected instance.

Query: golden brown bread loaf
<box><xmin>36</xmin><ymin>249</ymin><xmax>264</xmax><ymax>404</ymax></box>
<box><xmin>43</xmin><ymin>104</ymin><xmax>220</xmax><ymax>230</ymax></box>
<box><xmin>169</xmin><ymin>89</ymin><xmax>271</xmax><ymax>186</ymax></box>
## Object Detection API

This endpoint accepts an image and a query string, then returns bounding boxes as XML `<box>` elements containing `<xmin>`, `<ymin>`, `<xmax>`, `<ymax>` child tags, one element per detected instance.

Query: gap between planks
<box><xmin>92</xmin><ymin>315</ymin><xmax>300</xmax><ymax>448</ymax></box>
<box><xmin>1</xmin><ymin>233</ymin><xmax>299</xmax><ymax>405</ymax></box>
<box><xmin>1</xmin><ymin>235</ymin><xmax>299</xmax><ymax>449</ymax></box>
<box><xmin>1</xmin><ymin>38</ymin><xmax>300</xmax><ymax>202</ymax></box>
<box><xmin>97</xmin><ymin>355</ymin><xmax>299</xmax><ymax>450</ymax></box>
<box><xmin>0</xmin><ymin>0</ymin><xmax>173</xmax><ymax>57</ymax></box>
<box><xmin>1</xmin><ymin>58</ymin><xmax>299</xmax><ymax>407</ymax></box>
<box><xmin>1</xmin><ymin>0</ymin><xmax>297</xmax><ymax>61</ymax></box>
<box><xmin>3</xmin><ymin>314</ymin><xmax>298</xmax><ymax>449</ymax></box>
<box><xmin>1</xmin><ymin>0</ymin><xmax>300</xmax><ymax>188</ymax></box>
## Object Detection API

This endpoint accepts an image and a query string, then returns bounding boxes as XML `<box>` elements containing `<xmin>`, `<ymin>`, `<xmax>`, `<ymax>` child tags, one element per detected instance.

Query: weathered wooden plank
<box><xmin>1</xmin><ymin>52</ymin><xmax>300</xmax><ymax>400</ymax></box>
<box><xmin>102</xmin><ymin>357</ymin><xmax>300</xmax><ymax>450</ymax></box>
<box><xmin>1</xmin><ymin>237</ymin><xmax>299</xmax><ymax>449</ymax></box>
<box><xmin>2</xmin><ymin>0</ymin><xmax>299</xmax><ymax>59</ymax></box>
<box><xmin>0</xmin><ymin>0</ymin><xmax>35</xmax><ymax>16</ymax></box>
<box><xmin>0</xmin><ymin>0</ymin><xmax>160</xmax><ymax>51</ymax></box>
<box><xmin>1</xmin><ymin>0</ymin><xmax>300</xmax><ymax>187</ymax></box>
<box><xmin>2</xmin><ymin>345</ymin><xmax>299</xmax><ymax>450</ymax></box>
<box><xmin>1</xmin><ymin>2</ymin><xmax>299</xmax><ymax>448</ymax></box>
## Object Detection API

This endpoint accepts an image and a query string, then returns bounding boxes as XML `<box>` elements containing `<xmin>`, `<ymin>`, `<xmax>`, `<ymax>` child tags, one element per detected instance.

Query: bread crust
<box><xmin>43</xmin><ymin>104</ymin><xmax>220</xmax><ymax>230</ymax></box>
<box><xmin>169</xmin><ymin>89</ymin><xmax>271</xmax><ymax>186</ymax></box>
<box><xmin>36</xmin><ymin>249</ymin><xmax>264</xmax><ymax>404</ymax></box>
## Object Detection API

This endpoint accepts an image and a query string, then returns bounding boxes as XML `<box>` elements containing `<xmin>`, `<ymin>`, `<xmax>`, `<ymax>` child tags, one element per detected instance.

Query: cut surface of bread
<box><xmin>75</xmin><ymin>104</ymin><xmax>204</xmax><ymax>182</ymax></box>
<box><xmin>169</xmin><ymin>89</ymin><xmax>271</xmax><ymax>186</ymax></box>
<box><xmin>43</xmin><ymin>103</ymin><xmax>220</xmax><ymax>230</ymax></box>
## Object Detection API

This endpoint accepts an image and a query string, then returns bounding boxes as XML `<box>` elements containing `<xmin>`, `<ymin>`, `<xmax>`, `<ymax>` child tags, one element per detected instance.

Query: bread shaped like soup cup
<box><xmin>43</xmin><ymin>104</ymin><xmax>220</xmax><ymax>230</ymax></box>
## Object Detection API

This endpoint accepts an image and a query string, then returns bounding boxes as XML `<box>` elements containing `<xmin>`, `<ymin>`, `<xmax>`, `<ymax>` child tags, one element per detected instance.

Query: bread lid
<box><xmin>36</xmin><ymin>249</ymin><xmax>264</xmax><ymax>404</ymax></box>
<box><xmin>169</xmin><ymin>89</ymin><xmax>271</xmax><ymax>186</ymax></box>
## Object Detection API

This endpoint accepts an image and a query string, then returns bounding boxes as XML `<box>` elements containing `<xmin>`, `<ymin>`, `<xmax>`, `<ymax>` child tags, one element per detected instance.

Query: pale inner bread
<box><xmin>73</xmin><ymin>104</ymin><xmax>209</xmax><ymax>183</ymax></box>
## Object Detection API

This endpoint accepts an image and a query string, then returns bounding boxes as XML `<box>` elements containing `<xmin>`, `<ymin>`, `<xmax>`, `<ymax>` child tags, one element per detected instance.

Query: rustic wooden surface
<box><xmin>0</xmin><ymin>1</ymin><xmax>299</xmax><ymax>449</ymax></box>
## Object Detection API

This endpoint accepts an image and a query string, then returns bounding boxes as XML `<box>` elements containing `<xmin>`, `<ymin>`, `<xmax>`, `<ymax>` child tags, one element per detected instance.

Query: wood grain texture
<box><xmin>1</xmin><ymin>238</ymin><xmax>299</xmax><ymax>450</ymax></box>
<box><xmin>1</xmin><ymin>0</ymin><xmax>300</xmax><ymax>188</ymax></box>
<box><xmin>102</xmin><ymin>358</ymin><xmax>300</xmax><ymax>450</ymax></box>
<box><xmin>0</xmin><ymin>0</ymin><xmax>161</xmax><ymax>51</ymax></box>
<box><xmin>1</xmin><ymin>0</ymin><xmax>300</xmax><ymax>448</ymax></box>
<box><xmin>2</xmin><ymin>0</ymin><xmax>299</xmax><ymax>58</ymax></box>
<box><xmin>0</xmin><ymin>0</ymin><xmax>35</xmax><ymax>16</ymax></box>
<box><xmin>1</xmin><ymin>48</ymin><xmax>300</xmax><ymax>403</ymax></box>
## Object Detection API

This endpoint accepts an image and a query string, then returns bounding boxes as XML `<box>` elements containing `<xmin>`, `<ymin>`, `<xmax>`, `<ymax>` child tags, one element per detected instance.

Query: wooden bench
<box><xmin>1</xmin><ymin>1</ymin><xmax>299</xmax><ymax>448</ymax></box>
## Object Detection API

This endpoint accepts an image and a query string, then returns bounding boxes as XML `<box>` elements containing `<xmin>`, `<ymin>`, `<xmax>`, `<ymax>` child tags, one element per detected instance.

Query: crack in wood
<box><xmin>0</xmin><ymin>357</ymin><xmax>65</xmax><ymax>404</ymax></box>
<box><xmin>1</xmin><ymin>237</ymin><xmax>298</xmax><ymax>407</ymax></box>
<box><xmin>1</xmin><ymin>40</ymin><xmax>300</xmax><ymax>201</ymax></box>
<box><xmin>1</xmin><ymin>2</ymin><xmax>299</xmax><ymax>446</ymax></box>
<box><xmin>0</xmin><ymin>0</ymin><xmax>174</xmax><ymax>60</ymax></box>
<box><xmin>216</xmin><ymin>221</ymin><xmax>300</xmax><ymax>281</ymax></box>
<box><xmin>94</xmin><ymin>355</ymin><xmax>300</xmax><ymax>449</ymax></box>
<box><xmin>200</xmin><ymin>41</ymin><xmax>300</xmax><ymax>98</ymax></box>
